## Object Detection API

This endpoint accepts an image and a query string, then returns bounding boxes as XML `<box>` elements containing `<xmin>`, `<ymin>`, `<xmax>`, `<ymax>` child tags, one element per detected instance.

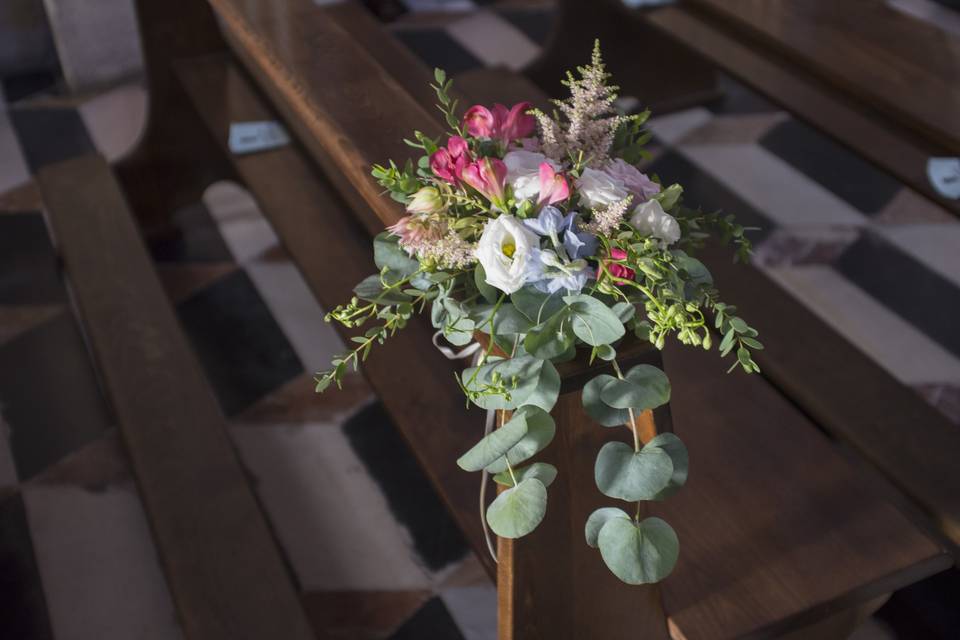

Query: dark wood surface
<box><xmin>184</xmin><ymin>7</ymin><xmax>950</xmax><ymax>633</ymax></box>
<box><xmin>647</xmin><ymin>4</ymin><xmax>960</xmax><ymax>216</ymax></box>
<box><xmin>36</xmin><ymin>155</ymin><xmax>318</xmax><ymax>640</ymax></box>
<box><xmin>689</xmin><ymin>0</ymin><xmax>960</xmax><ymax>153</ymax></box>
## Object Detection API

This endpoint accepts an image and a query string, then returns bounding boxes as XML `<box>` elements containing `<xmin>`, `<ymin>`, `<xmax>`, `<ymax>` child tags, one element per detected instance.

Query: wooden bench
<box><xmin>113</xmin><ymin>1</ymin><xmax>954</xmax><ymax>638</ymax></box>
<box><xmin>35</xmin><ymin>154</ymin><xmax>317</xmax><ymax>640</ymax></box>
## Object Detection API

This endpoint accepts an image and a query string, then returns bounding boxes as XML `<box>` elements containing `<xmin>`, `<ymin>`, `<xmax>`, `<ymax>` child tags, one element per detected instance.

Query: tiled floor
<box><xmin>1</xmin><ymin>1</ymin><xmax>959</xmax><ymax>639</ymax></box>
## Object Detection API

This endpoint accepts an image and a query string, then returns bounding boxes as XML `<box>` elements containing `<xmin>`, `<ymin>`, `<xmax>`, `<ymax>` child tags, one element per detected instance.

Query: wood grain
<box><xmin>37</xmin><ymin>154</ymin><xmax>317</xmax><ymax>640</ymax></box>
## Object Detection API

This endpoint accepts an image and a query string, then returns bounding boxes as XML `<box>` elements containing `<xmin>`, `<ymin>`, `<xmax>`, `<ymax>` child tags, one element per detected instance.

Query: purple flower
<box><xmin>605</xmin><ymin>158</ymin><xmax>660</xmax><ymax>201</ymax></box>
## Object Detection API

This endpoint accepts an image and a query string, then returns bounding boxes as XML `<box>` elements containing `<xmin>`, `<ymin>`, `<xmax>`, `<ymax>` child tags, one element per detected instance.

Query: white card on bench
<box><xmin>229</xmin><ymin>121</ymin><xmax>291</xmax><ymax>155</ymax></box>
<box><xmin>927</xmin><ymin>157</ymin><xmax>960</xmax><ymax>200</ymax></box>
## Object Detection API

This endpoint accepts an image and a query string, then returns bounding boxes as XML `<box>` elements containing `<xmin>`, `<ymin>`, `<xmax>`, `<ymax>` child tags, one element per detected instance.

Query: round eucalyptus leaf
<box><xmin>647</xmin><ymin>433</ymin><xmax>689</xmax><ymax>500</ymax></box>
<box><xmin>524</xmin><ymin>309</ymin><xmax>574</xmax><ymax>360</ymax></box>
<box><xmin>585</xmin><ymin>507</ymin><xmax>630</xmax><ymax>548</ymax></box>
<box><xmin>594</xmin><ymin>344</ymin><xmax>617</xmax><ymax>362</ymax></box>
<box><xmin>563</xmin><ymin>294</ymin><xmax>625</xmax><ymax>346</ymax></box>
<box><xmin>461</xmin><ymin>356</ymin><xmax>544</xmax><ymax>411</ymax></box>
<box><xmin>582</xmin><ymin>374</ymin><xmax>631</xmax><ymax>427</ymax></box>
<box><xmin>457</xmin><ymin>412</ymin><xmax>528</xmax><ymax>472</ymax></box>
<box><xmin>373</xmin><ymin>232</ymin><xmax>419</xmax><ymax>276</ymax></box>
<box><xmin>512</xmin><ymin>287</ymin><xmax>565</xmax><ymax>324</ymax></box>
<box><xmin>486</xmin><ymin>478</ymin><xmax>548</xmax><ymax>539</ymax></box>
<box><xmin>594</xmin><ymin>441</ymin><xmax>673</xmax><ymax>501</ymax></box>
<box><xmin>353</xmin><ymin>275</ymin><xmax>412</xmax><ymax>305</ymax></box>
<box><xmin>474</xmin><ymin>264</ymin><xmax>498</xmax><ymax>304</ymax></box>
<box><xmin>598</xmin><ymin>516</ymin><xmax>679</xmax><ymax>585</ymax></box>
<box><xmin>611</xmin><ymin>302</ymin><xmax>636</xmax><ymax>324</ymax></box>
<box><xmin>599</xmin><ymin>365</ymin><xmax>670</xmax><ymax>411</ymax></box>
<box><xmin>493</xmin><ymin>462</ymin><xmax>558</xmax><ymax>488</ymax></box>
<box><xmin>485</xmin><ymin>406</ymin><xmax>556</xmax><ymax>473</ymax></box>
<box><xmin>523</xmin><ymin>360</ymin><xmax>560</xmax><ymax>414</ymax></box>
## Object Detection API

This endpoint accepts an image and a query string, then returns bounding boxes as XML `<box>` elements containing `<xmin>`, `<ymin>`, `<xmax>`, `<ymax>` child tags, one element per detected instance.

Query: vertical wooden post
<box><xmin>496</xmin><ymin>345</ymin><xmax>672</xmax><ymax>640</ymax></box>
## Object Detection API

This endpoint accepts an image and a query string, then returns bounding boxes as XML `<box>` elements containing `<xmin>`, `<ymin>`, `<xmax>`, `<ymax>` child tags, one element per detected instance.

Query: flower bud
<box><xmin>406</xmin><ymin>186</ymin><xmax>443</xmax><ymax>214</ymax></box>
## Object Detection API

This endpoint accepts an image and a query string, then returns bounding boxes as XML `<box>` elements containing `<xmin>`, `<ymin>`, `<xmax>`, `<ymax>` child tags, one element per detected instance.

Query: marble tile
<box><xmin>388</xmin><ymin>597</ymin><xmax>466</xmax><ymax>640</ymax></box>
<box><xmin>0</xmin><ymin>494</ymin><xmax>54</xmax><ymax>639</ymax></box>
<box><xmin>447</xmin><ymin>11</ymin><xmax>540</xmax><ymax>71</ymax></box>
<box><xmin>176</xmin><ymin>269</ymin><xmax>303</xmax><ymax>416</ymax></box>
<box><xmin>765</xmin><ymin>265</ymin><xmax>960</xmax><ymax>385</ymax></box>
<box><xmin>676</xmin><ymin>112</ymin><xmax>788</xmax><ymax>147</ymax></box>
<box><xmin>1</xmin><ymin>71</ymin><xmax>60</xmax><ymax>104</ymax></box>
<box><xmin>148</xmin><ymin>201</ymin><xmax>234</xmax><ymax>264</ymax></box>
<box><xmin>0</xmin><ymin>313</ymin><xmax>113</xmax><ymax>480</ymax></box>
<box><xmin>752</xmin><ymin>227</ymin><xmax>861</xmax><ymax>269</ymax></box>
<box><xmin>834</xmin><ymin>231</ymin><xmax>960</xmax><ymax>360</ymax></box>
<box><xmin>202</xmin><ymin>181</ymin><xmax>279</xmax><ymax>264</ymax></box>
<box><xmin>646</xmin><ymin>107</ymin><xmax>714</xmax><ymax>146</ymax></box>
<box><xmin>913</xmin><ymin>383</ymin><xmax>960</xmax><ymax>425</ymax></box>
<box><xmin>237</xmin><ymin>370</ymin><xmax>372</xmax><ymax>425</ymax></box>
<box><xmin>395</xmin><ymin>29</ymin><xmax>484</xmax><ymax>75</ymax></box>
<box><xmin>494</xmin><ymin>6</ymin><xmax>555</xmax><ymax>45</ymax></box>
<box><xmin>301</xmin><ymin>589</ymin><xmax>431</xmax><ymax>640</ymax></box>
<box><xmin>8</xmin><ymin>107</ymin><xmax>95</xmax><ymax>171</ymax></box>
<box><xmin>0</xmin><ymin>106</ymin><xmax>31</xmax><ymax>194</ymax></box>
<box><xmin>22</xmin><ymin>485</ymin><xmax>183</xmax><ymax>640</ymax></box>
<box><xmin>760</xmin><ymin>118</ymin><xmax>902</xmax><ymax>215</ymax></box>
<box><xmin>874</xmin><ymin>224</ymin><xmax>960</xmax><ymax>289</ymax></box>
<box><xmin>440</xmin><ymin>585</ymin><xmax>496</xmax><ymax>640</ymax></box>
<box><xmin>78</xmin><ymin>83</ymin><xmax>146</xmax><ymax>162</ymax></box>
<box><xmin>230</xmin><ymin>421</ymin><xmax>433</xmax><ymax>590</ymax></box>
<box><xmin>343</xmin><ymin>402</ymin><xmax>469</xmax><ymax>573</ymax></box>
<box><xmin>0</xmin><ymin>212</ymin><xmax>65</xmax><ymax>304</ymax></box>
<box><xmin>708</xmin><ymin>73</ymin><xmax>780</xmax><ymax>115</ymax></box>
<box><xmin>679</xmin><ymin>144</ymin><xmax>867</xmax><ymax>228</ymax></box>
<box><xmin>29</xmin><ymin>434</ymin><xmax>131</xmax><ymax>490</ymax></box>
<box><xmin>873</xmin><ymin>188</ymin><xmax>957</xmax><ymax>225</ymax></box>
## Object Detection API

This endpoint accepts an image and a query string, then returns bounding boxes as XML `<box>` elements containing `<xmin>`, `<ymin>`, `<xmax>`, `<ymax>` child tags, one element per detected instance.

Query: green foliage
<box><xmin>371</xmin><ymin>159</ymin><xmax>420</xmax><ymax>204</ymax></box>
<box><xmin>597</xmin><ymin>516</ymin><xmax>679</xmax><ymax>585</ymax></box>
<box><xmin>486</xmin><ymin>478</ymin><xmax>548</xmax><ymax>539</ymax></box>
<box><xmin>585</xmin><ymin>507</ymin><xmax>630</xmax><ymax>548</ymax></box>
<box><xmin>485</xmin><ymin>406</ymin><xmax>556</xmax><ymax>473</ymax></box>
<box><xmin>494</xmin><ymin>462</ymin><xmax>558</xmax><ymax>488</ymax></box>
<box><xmin>599</xmin><ymin>364</ymin><xmax>670</xmax><ymax>411</ymax></box>
<box><xmin>594</xmin><ymin>440</ymin><xmax>674</xmax><ymax>502</ymax></box>
<box><xmin>457</xmin><ymin>409</ymin><xmax>529</xmax><ymax>472</ymax></box>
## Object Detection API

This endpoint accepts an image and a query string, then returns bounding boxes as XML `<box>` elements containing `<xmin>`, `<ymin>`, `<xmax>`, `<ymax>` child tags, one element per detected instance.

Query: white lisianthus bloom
<box><xmin>629</xmin><ymin>199</ymin><xmax>681</xmax><ymax>246</ymax></box>
<box><xmin>575</xmin><ymin>167</ymin><xmax>629</xmax><ymax>209</ymax></box>
<box><xmin>476</xmin><ymin>215</ymin><xmax>539</xmax><ymax>294</ymax></box>
<box><xmin>503</xmin><ymin>150</ymin><xmax>560</xmax><ymax>201</ymax></box>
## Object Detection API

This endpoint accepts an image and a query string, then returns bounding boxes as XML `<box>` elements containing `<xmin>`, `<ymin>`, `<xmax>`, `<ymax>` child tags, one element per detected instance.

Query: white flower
<box><xmin>629</xmin><ymin>200</ymin><xmax>681</xmax><ymax>246</ymax></box>
<box><xmin>575</xmin><ymin>167</ymin><xmax>629</xmax><ymax>209</ymax></box>
<box><xmin>475</xmin><ymin>215</ymin><xmax>539</xmax><ymax>294</ymax></box>
<box><xmin>503</xmin><ymin>150</ymin><xmax>560</xmax><ymax>201</ymax></box>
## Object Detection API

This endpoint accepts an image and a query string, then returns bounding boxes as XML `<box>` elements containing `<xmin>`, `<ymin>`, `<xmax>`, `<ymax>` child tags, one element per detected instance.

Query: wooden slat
<box><xmin>647</xmin><ymin>5</ymin><xmax>960</xmax><ymax>217</ymax></box>
<box><xmin>36</xmin><ymin>154</ymin><xmax>318</xmax><ymax>640</ymax></box>
<box><xmin>701</xmin><ymin>245</ymin><xmax>960</xmax><ymax>547</ymax></box>
<box><xmin>176</xmin><ymin>53</ymin><xmax>949</xmax><ymax>639</ymax></box>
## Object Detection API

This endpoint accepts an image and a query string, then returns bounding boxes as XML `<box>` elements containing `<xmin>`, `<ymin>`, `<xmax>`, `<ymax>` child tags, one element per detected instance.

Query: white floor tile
<box><xmin>447</xmin><ymin>11</ymin><xmax>540</xmax><ymax>71</ymax></box>
<box><xmin>230</xmin><ymin>422</ymin><xmax>433</xmax><ymax>590</ymax></box>
<box><xmin>0</xmin><ymin>107</ymin><xmax>31</xmax><ymax>194</ymax></box>
<box><xmin>765</xmin><ymin>265</ymin><xmax>960</xmax><ymax>385</ymax></box>
<box><xmin>78</xmin><ymin>83</ymin><xmax>146</xmax><ymax>162</ymax></box>
<box><xmin>246</xmin><ymin>259</ymin><xmax>344</xmax><ymax>372</ymax></box>
<box><xmin>646</xmin><ymin>107</ymin><xmax>713</xmax><ymax>146</ymax></box>
<box><xmin>441</xmin><ymin>585</ymin><xmax>497</xmax><ymax>640</ymax></box>
<box><xmin>401</xmin><ymin>0</ymin><xmax>477</xmax><ymax>12</ymax></box>
<box><xmin>875</xmin><ymin>223</ymin><xmax>960</xmax><ymax>289</ymax></box>
<box><xmin>680</xmin><ymin>144</ymin><xmax>868</xmax><ymax>227</ymax></box>
<box><xmin>22</xmin><ymin>485</ymin><xmax>183</xmax><ymax>640</ymax></box>
<box><xmin>203</xmin><ymin>181</ymin><xmax>279</xmax><ymax>263</ymax></box>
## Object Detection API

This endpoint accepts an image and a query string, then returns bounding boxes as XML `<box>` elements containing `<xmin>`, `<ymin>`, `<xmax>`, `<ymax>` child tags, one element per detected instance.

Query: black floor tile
<box><xmin>388</xmin><ymin>597</ymin><xmax>466</xmax><ymax>640</ymax></box>
<box><xmin>2</xmin><ymin>70</ymin><xmax>60</xmax><ymax>103</ymax></box>
<box><xmin>708</xmin><ymin>74</ymin><xmax>779</xmax><ymax>115</ymax></box>
<box><xmin>0</xmin><ymin>212</ymin><xmax>65</xmax><ymax>305</ymax></box>
<box><xmin>394</xmin><ymin>29</ymin><xmax>483</xmax><ymax>75</ymax></box>
<box><xmin>148</xmin><ymin>202</ymin><xmax>235</xmax><ymax>263</ymax></box>
<box><xmin>0</xmin><ymin>494</ymin><xmax>54</xmax><ymax>640</ymax></box>
<box><xmin>496</xmin><ymin>7</ymin><xmax>556</xmax><ymax>45</ymax></box>
<box><xmin>759</xmin><ymin>118</ymin><xmax>902</xmax><ymax>215</ymax></box>
<box><xmin>8</xmin><ymin>108</ymin><xmax>95</xmax><ymax>172</ymax></box>
<box><xmin>343</xmin><ymin>402</ymin><xmax>469</xmax><ymax>572</ymax></box>
<box><xmin>176</xmin><ymin>269</ymin><xmax>302</xmax><ymax>416</ymax></box>
<box><xmin>0</xmin><ymin>313</ymin><xmax>113</xmax><ymax>480</ymax></box>
<box><xmin>876</xmin><ymin>567</ymin><xmax>960</xmax><ymax>640</ymax></box>
<box><xmin>647</xmin><ymin>150</ymin><xmax>774</xmax><ymax>243</ymax></box>
<box><xmin>834</xmin><ymin>231</ymin><xmax>960</xmax><ymax>360</ymax></box>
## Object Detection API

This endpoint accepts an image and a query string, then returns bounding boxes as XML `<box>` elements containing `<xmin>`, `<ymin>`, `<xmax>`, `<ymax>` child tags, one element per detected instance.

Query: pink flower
<box><xmin>604</xmin><ymin>158</ymin><xmax>660</xmax><ymax>201</ymax></box>
<box><xmin>388</xmin><ymin>214</ymin><xmax>445</xmax><ymax>248</ymax></box>
<box><xmin>598</xmin><ymin>247</ymin><xmax>635</xmax><ymax>284</ymax></box>
<box><xmin>610</xmin><ymin>248</ymin><xmax>628</xmax><ymax>260</ymax></box>
<box><xmin>537</xmin><ymin>162</ymin><xmax>570</xmax><ymax>206</ymax></box>
<box><xmin>459</xmin><ymin>157</ymin><xmax>507</xmax><ymax>208</ymax></box>
<box><xmin>430</xmin><ymin>136</ymin><xmax>471</xmax><ymax>184</ymax></box>
<box><xmin>463</xmin><ymin>102</ymin><xmax>536</xmax><ymax>144</ymax></box>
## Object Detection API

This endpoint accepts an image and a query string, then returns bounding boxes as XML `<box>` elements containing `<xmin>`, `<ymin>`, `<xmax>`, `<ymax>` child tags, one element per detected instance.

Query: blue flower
<box><xmin>563</xmin><ymin>229</ymin><xmax>598</xmax><ymax>260</ymax></box>
<box><xmin>523</xmin><ymin>206</ymin><xmax>576</xmax><ymax>237</ymax></box>
<box><xmin>526</xmin><ymin>249</ymin><xmax>593</xmax><ymax>294</ymax></box>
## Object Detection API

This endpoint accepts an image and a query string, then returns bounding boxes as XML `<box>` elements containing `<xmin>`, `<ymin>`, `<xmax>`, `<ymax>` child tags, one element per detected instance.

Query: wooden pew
<box><xmin>35</xmin><ymin>154</ymin><xmax>318</xmax><ymax>640</ymax></box>
<box><xmin>147</xmin><ymin>2</ymin><xmax>950</xmax><ymax>638</ymax></box>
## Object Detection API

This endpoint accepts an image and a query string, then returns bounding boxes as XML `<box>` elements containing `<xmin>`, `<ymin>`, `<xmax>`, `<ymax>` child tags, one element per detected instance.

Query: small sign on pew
<box><xmin>229</xmin><ymin>121</ymin><xmax>290</xmax><ymax>155</ymax></box>
<box><xmin>927</xmin><ymin>157</ymin><xmax>960</xmax><ymax>200</ymax></box>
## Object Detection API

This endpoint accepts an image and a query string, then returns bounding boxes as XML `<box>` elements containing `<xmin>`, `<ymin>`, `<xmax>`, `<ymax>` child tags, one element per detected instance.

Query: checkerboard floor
<box><xmin>1</xmin><ymin>1</ymin><xmax>959</xmax><ymax>638</ymax></box>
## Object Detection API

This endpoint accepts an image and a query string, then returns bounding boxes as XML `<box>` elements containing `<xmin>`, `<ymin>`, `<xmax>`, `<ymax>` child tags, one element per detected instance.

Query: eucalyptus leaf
<box><xmin>513</xmin><ymin>287</ymin><xmax>565</xmax><ymax>324</ymax></box>
<box><xmin>493</xmin><ymin>462</ymin><xmax>558</xmax><ymax>488</ymax></box>
<box><xmin>647</xmin><ymin>433</ymin><xmax>689</xmax><ymax>500</ymax></box>
<box><xmin>523</xmin><ymin>359</ymin><xmax>560</xmax><ymax>413</ymax></box>
<box><xmin>457</xmin><ymin>411</ymin><xmax>528</xmax><ymax>472</ymax></box>
<box><xmin>582</xmin><ymin>374</ymin><xmax>631</xmax><ymax>427</ymax></box>
<box><xmin>599</xmin><ymin>365</ymin><xmax>670</xmax><ymax>411</ymax></box>
<box><xmin>611</xmin><ymin>302</ymin><xmax>636</xmax><ymax>324</ymax></box>
<box><xmin>354</xmin><ymin>275</ymin><xmax>412</xmax><ymax>305</ymax></box>
<box><xmin>470</xmin><ymin>303</ymin><xmax>533</xmax><ymax>335</ymax></box>
<box><xmin>585</xmin><ymin>507</ymin><xmax>630</xmax><ymax>548</ymax></box>
<box><xmin>563</xmin><ymin>295</ymin><xmax>625</xmax><ymax>347</ymax></box>
<box><xmin>594</xmin><ymin>441</ymin><xmax>674</xmax><ymax>501</ymax></box>
<box><xmin>598</xmin><ymin>516</ymin><xmax>679</xmax><ymax>584</ymax></box>
<box><xmin>373</xmin><ymin>232</ymin><xmax>419</xmax><ymax>277</ymax></box>
<box><xmin>461</xmin><ymin>355</ymin><xmax>544</xmax><ymax>410</ymax></box>
<box><xmin>524</xmin><ymin>308</ymin><xmax>574</xmax><ymax>359</ymax></box>
<box><xmin>474</xmin><ymin>265</ymin><xmax>498</xmax><ymax>304</ymax></box>
<box><xmin>486</xmin><ymin>478</ymin><xmax>548</xmax><ymax>539</ymax></box>
<box><xmin>485</xmin><ymin>406</ymin><xmax>556</xmax><ymax>473</ymax></box>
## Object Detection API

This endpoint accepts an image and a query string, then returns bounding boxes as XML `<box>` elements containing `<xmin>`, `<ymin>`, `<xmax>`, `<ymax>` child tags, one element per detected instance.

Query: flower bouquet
<box><xmin>316</xmin><ymin>44</ymin><xmax>760</xmax><ymax>585</ymax></box>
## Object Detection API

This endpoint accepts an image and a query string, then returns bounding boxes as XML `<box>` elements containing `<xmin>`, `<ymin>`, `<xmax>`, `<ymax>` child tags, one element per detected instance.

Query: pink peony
<box><xmin>604</xmin><ymin>158</ymin><xmax>660</xmax><ymax>201</ymax></box>
<box><xmin>430</xmin><ymin>136</ymin><xmax>472</xmax><ymax>184</ymax></box>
